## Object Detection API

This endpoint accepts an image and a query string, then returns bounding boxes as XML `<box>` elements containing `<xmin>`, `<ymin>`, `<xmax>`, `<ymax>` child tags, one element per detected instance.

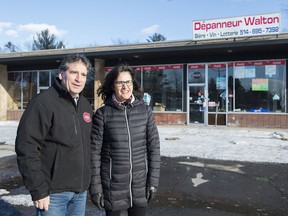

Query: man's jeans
<box><xmin>36</xmin><ymin>191</ymin><xmax>87</xmax><ymax>216</ymax></box>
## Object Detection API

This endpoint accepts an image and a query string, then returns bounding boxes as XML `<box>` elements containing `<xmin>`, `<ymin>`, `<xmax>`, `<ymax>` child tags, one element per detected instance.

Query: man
<box><xmin>15</xmin><ymin>54</ymin><xmax>93</xmax><ymax>215</ymax></box>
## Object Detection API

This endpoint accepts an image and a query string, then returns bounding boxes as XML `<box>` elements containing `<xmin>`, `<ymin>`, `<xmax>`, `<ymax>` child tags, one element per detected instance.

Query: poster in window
<box><xmin>252</xmin><ymin>78</ymin><xmax>268</xmax><ymax>91</ymax></box>
<box><xmin>265</xmin><ymin>65</ymin><xmax>276</xmax><ymax>77</ymax></box>
<box><xmin>244</xmin><ymin>66</ymin><xmax>255</xmax><ymax>78</ymax></box>
<box><xmin>216</xmin><ymin>77</ymin><xmax>226</xmax><ymax>90</ymax></box>
<box><xmin>234</xmin><ymin>66</ymin><xmax>245</xmax><ymax>79</ymax></box>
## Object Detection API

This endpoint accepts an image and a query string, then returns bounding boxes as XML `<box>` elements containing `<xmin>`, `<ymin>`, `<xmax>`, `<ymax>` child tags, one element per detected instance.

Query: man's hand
<box><xmin>33</xmin><ymin>196</ymin><xmax>50</xmax><ymax>211</ymax></box>
<box><xmin>146</xmin><ymin>186</ymin><xmax>157</xmax><ymax>203</ymax></box>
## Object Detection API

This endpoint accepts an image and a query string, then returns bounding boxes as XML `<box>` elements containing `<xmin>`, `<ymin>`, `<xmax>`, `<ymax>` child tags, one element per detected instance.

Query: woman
<box><xmin>90</xmin><ymin>63</ymin><xmax>160</xmax><ymax>216</ymax></box>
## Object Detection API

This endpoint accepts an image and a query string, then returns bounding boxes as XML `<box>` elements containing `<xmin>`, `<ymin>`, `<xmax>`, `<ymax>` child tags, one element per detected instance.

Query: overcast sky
<box><xmin>0</xmin><ymin>0</ymin><xmax>288</xmax><ymax>50</ymax></box>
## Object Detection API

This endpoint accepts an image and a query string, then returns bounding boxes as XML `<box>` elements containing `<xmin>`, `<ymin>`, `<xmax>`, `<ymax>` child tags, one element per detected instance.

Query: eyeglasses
<box><xmin>115</xmin><ymin>80</ymin><xmax>133</xmax><ymax>87</ymax></box>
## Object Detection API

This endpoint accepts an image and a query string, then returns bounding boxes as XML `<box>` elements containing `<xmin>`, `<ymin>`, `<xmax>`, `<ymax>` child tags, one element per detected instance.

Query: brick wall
<box><xmin>154</xmin><ymin>112</ymin><xmax>186</xmax><ymax>125</ymax></box>
<box><xmin>7</xmin><ymin>110</ymin><xmax>24</xmax><ymax>121</ymax></box>
<box><xmin>6</xmin><ymin>110</ymin><xmax>288</xmax><ymax>129</ymax></box>
<box><xmin>227</xmin><ymin>113</ymin><xmax>288</xmax><ymax>128</ymax></box>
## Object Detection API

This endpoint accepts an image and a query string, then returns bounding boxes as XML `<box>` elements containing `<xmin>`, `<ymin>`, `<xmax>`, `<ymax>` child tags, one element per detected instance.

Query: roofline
<box><xmin>0</xmin><ymin>33</ymin><xmax>288</xmax><ymax>63</ymax></box>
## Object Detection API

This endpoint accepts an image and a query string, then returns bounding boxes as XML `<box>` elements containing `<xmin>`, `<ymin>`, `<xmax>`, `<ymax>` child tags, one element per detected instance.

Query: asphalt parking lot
<box><xmin>1</xmin><ymin>149</ymin><xmax>288</xmax><ymax>216</ymax></box>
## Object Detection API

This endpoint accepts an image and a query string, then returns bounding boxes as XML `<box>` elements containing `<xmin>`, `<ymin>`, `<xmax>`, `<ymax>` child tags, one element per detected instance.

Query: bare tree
<box><xmin>4</xmin><ymin>42</ymin><xmax>20</xmax><ymax>52</ymax></box>
<box><xmin>23</xmin><ymin>42</ymin><xmax>34</xmax><ymax>51</ymax></box>
<box><xmin>112</xmin><ymin>39</ymin><xmax>131</xmax><ymax>45</ymax></box>
<box><xmin>0</xmin><ymin>42</ymin><xmax>21</xmax><ymax>53</ymax></box>
<box><xmin>111</xmin><ymin>38</ymin><xmax>140</xmax><ymax>45</ymax></box>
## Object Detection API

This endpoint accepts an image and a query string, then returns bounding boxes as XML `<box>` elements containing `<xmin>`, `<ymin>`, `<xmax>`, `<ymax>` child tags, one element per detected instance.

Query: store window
<box><xmin>208</xmin><ymin>63</ymin><xmax>227</xmax><ymax>112</ymax></box>
<box><xmin>8</xmin><ymin>69</ymin><xmax>95</xmax><ymax>110</ymax></box>
<box><xmin>188</xmin><ymin>64</ymin><xmax>205</xmax><ymax>84</ymax></box>
<box><xmin>106</xmin><ymin>65</ymin><xmax>183</xmax><ymax>111</ymax></box>
<box><xmin>23</xmin><ymin>72</ymin><xmax>37</xmax><ymax>109</ymax></box>
<box><xmin>51</xmin><ymin>69</ymin><xmax>59</xmax><ymax>85</ymax></box>
<box><xmin>7</xmin><ymin>71</ymin><xmax>37</xmax><ymax>110</ymax></box>
<box><xmin>228</xmin><ymin>63</ymin><xmax>233</xmax><ymax>112</ymax></box>
<box><xmin>133</xmin><ymin>66</ymin><xmax>142</xmax><ymax>85</ymax></box>
<box><xmin>233</xmin><ymin>60</ymin><xmax>286</xmax><ymax>113</ymax></box>
<box><xmin>7</xmin><ymin>72</ymin><xmax>22</xmax><ymax>110</ymax></box>
<box><xmin>39</xmin><ymin>71</ymin><xmax>50</xmax><ymax>86</ymax></box>
<box><xmin>82</xmin><ymin>68</ymin><xmax>95</xmax><ymax>108</ymax></box>
<box><xmin>143</xmin><ymin>65</ymin><xmax>183</xmax><ymax>111</ymax></box>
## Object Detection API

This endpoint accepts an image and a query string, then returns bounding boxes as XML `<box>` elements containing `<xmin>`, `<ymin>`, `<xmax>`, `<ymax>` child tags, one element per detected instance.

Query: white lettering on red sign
<box><xmin>235</xmin><ymin>60</ymin><xmax>285</xmax><ymax>66</ymax></box>
<box><xmin>188</xmin><ymin>64</ymin><xmax>205</xmax><ymax>69</ymax></box>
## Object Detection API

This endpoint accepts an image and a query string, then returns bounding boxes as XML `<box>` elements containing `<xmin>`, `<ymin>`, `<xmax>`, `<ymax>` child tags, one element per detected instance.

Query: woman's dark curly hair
<box><xmin>97</xmin><ymin>63</ymin><xmax>143</xmax><ymax>102</ymax></box>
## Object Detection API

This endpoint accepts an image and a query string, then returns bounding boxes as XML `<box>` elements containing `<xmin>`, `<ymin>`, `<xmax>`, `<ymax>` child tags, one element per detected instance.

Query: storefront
<box><xmin>187</xmin><ymin>60</ymin><xmax>286</xmax><ymax>127</ymax></box>
<box><xmin>104</xmin><ymin>58</ymin><xmax>286</xmax><ymax>128</ymax></box>
<box><xmin>0</xmin><ymin>33</ymin><xmax>287</xmax><ymax>128</ymax></box>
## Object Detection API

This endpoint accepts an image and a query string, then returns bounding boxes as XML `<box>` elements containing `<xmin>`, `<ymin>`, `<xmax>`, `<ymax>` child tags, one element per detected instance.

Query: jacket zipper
<box><xmin>145</xmin><ymin>153</ymin><xmax>148</xmax><ymax>174</ymax></box>
<box><xmin>110</xmin><ymin>158</ymin><xmax>112</xmax><ymax>179</ymax></box>
<box><xmin>125</xmin><ymin>107</ymin><xmax>133</xmax><ymax>207</ymax></box>
<box><xmin>73</xmin><ymin>104</ymin><xmax>84</xmax><ymax>190</ymax></box>
<box><xmin>72</xmin><ymin>114</ymin><xmax>78</xmax><ymax>135</ymax></box>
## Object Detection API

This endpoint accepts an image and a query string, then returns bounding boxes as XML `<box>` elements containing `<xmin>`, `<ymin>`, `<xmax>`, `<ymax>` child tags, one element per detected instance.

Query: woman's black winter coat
<box><xmin>90</xmin><ymin>97</ymin><xmax>160</xmax><ymax>211</ymax></box>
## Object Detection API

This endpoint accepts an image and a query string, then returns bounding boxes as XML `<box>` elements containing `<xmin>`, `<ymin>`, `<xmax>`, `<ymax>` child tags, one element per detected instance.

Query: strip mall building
<box><xmin>0</xmin><ymin>13</ymin><xmax>287</xmax><ymax>128</ymax></box>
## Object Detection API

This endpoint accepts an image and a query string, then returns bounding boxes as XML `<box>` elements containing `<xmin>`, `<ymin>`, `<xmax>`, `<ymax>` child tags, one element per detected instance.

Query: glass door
<box><xmin>187</xmin><ymin>63</ymin><xmax>207</xmax><ymax>125</ymax></box>
<box><xmin>189</xmin><ymin>85</ymin><xmax>205</xmax><ymax>124</ymax></box>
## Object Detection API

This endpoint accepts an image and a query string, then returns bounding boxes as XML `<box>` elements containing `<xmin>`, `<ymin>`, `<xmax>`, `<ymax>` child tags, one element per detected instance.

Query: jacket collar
<box><xmin>106</xmin><ymin>95</ymin><xmax>143</xmax><ymax>110</ymax></box>
<box><xmin>112</xmin><ymin>93</ymin><xmax>135</xmax><ymax>106</ymax></box>
<box><xmin>53</xmin><ymin>77</ymin><xmax>79</xmax><ymax>103</ymax></box>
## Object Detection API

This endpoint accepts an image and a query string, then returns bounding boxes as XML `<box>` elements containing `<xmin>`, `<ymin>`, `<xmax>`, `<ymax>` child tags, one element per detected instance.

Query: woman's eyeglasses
<box><xmin>115</xmin><ymin>80</ymin><xmax>133</xmax><ymax>87</ymax></box>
